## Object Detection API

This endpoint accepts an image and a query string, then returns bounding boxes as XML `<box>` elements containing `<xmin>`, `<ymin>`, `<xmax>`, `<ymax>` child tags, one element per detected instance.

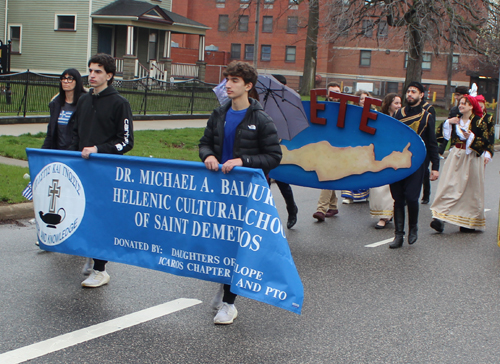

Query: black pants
<box><xmin>390</xmin><ymin>163</ymin><xmax>425</xmax><ymax>209</ymax></box>
<box><xmin>223</xmin><ymin>284</ymin><xmax>236</xmax><ymax>304</ymax></box>
<box><xmin>422</xmin><ymin>157</ymin><xmax>431</xmax><ymax>200</ymax></box>
<box><xmin>93</xmin><ymin>259</ymin><xmax>107</xmax><ymax>272</ymax></box>
<box><xmin>275</xmin><ymin>180</ymin><xmax>296</xmax><ymax>213</ymax></box>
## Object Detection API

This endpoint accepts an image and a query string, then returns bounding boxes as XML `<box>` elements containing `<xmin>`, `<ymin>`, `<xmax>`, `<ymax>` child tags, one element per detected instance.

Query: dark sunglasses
<box><xmin>60</xmin><ymin>76</ymin><xmax>75</xmax><ymax>82</ymax></box>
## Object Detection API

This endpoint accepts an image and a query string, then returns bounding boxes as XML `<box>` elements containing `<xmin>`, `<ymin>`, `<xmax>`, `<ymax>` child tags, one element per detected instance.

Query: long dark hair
<box><xmin>381</xmin><ymin>93</ymin><xmax>399</xmax><ymax>115</ymax></box>
<box><xmin>58</xmin><ymin>68</ymin><xmax>86</xmax><ymax>106</ymax></box>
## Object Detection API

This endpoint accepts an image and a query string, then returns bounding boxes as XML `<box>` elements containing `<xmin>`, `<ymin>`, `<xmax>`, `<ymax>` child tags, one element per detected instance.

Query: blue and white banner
<box><xmin>27</xmin><ymin>148</ymin><xmax>303</xmax><ymax>314</ymax></box>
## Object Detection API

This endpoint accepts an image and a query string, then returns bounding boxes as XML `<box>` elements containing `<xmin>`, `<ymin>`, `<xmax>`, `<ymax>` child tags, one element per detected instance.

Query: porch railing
<box><xmin>114</xmin><ymin>58</ymin><xmax>201</xmax><ymax>81</ymax></box>
<box><xmin>115</xmin><ymin>58</ymin><xmax>124</xmax><ymax>75</ymax></box>
<box><xmin>172</xmin><ymin>63</ymin><xmax>199</xmax><ymax>78</ymax></box>
<box><xmin>150</xmin><ymin>60</ymin><xmax>168</xmax><ymax>81</ymax></box>
<box><xmin>134</xmin><ymin>59</ymin><xmax>149</xmax><ymax>79</ymax></box>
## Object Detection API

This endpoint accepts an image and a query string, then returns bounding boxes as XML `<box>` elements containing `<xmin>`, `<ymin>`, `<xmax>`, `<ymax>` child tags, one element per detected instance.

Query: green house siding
<box><xmin>0</xmin><ymin>0</ymin><xmax>5</xmax><ymax>41</ymax></box>
<box><xmin>8</xmin><ymin>0</ymin><xmax>90</xmax><ymax>74</ymax></box>
<box><xmin>1</xmin><ymin>0</ymin><xmax>196</xmax><ymax>76</ymax></box>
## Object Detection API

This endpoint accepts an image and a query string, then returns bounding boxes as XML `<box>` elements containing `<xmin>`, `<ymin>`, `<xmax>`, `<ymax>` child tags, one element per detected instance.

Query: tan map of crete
<box><xmin>280</xmin><ymin>141</ymin><xmax>412</xmax><ymax>181</ymax></box>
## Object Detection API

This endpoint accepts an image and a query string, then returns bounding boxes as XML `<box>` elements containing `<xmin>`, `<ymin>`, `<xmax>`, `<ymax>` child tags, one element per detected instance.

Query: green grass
<box><xmin>0</xmin><ymin>128</ymin><xmax>206</xmax><ymax>204</ymax></box>
<box><xmin>0</xmin><ymin>132</ymin><xmax>47</xmax><ymax>159</ymax></box>
<box><xmin>130</xmin><ymin>128</ymin><xmax>204</xmax><ymax>160</ymax></box>
<box><xmin>0</xmin><ymin>164</ymin><xmax>30</xmax><ymax>203</ymax></box>
<box><xmin>0</xmin><ymin>128</ymin><xmax>205</xmax><ymax>161</ymax></box>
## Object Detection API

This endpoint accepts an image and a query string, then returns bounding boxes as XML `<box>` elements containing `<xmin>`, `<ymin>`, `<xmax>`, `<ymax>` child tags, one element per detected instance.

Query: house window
<box><xmin>55</xmin><ymin>15</ymin><xmax>76</xmax><ymax>31</ymax></box>
<box><xmin>261</xmin><ymin>45</ymin><xmax>271</xmax><ymax>61</ymax></box>
<box><xmin>377</xmin><ymin>20</ymin><xmax>388</xmax><ymax>38</ymax></box>
<box><xmin>262</xmin><ymin>16</ymin><xmax>273</xmax><ymax>32</ymax></box>
<box><xmin>148</xmin><ymin>32</ymin><xmax>157</xmax><ymax>61</ymax></box>
<box><xmin>404</xmin><ymin>53</ymin><xmax>432</xmax><ymax>70</ymax></box>
<box><xmin>387</xmin><ymin>82</ymin><xmax>399</xmax><ymax>94</ymax></box>
<box><xmin>362</xmin><ymin>20</ymin><xmax>373</xmax><ymax>37</ymax></box>
<box><xmin>239</xmin><ymin>15</ymin><xmax>249</xmax><ymax>32</ymax></box>
<box><xmin>422</xmin><ymin>54</ymin><xmax>432</xmax><ymax>70</ymax></box>
<box><xmin>245</xmin><ymin>44</ymin><xmax>254</xmax><ymax>60</ymax></box>
<box><xmin>287</xmin><ymin>16</ymin><xmax>298</xmax><ymax>33</ymax></box>
<box><xmin>264</xmin><ymin>0</ymin><xmax>274</xmax><ymax>8</ymax></box>
<box><xmin>231</xmin><ymin>43</ymin><xmax>241</xmax><ymax>59</ymax></box>
<box><xmin>9</xmin><ymin>25</ymin><xmax>21</xmax><ymax>53</ymax></box>
<box><xmin>360</xmin><ymin>50</ymin><xmax>371</xmax><ymax>66</ymax></box>
<box><xmin>218</xmin><ymin>15</ymin><xmax>229</xmax><ymax>31</ymax></box>
<box><xmin>286</xmin><ymin>46</ymin><xmax>296</xmax><ymax>62</ymax></box>
<box><xmin>339</xmin><ymin>19</ymin><xmax>349</xmax><ymax>37</ymax></box>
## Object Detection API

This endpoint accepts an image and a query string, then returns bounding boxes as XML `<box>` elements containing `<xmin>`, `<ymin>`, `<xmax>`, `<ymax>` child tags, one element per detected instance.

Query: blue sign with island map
<box><xmin>269</xmin><ymin>93</ymin><xmax>427</xmax><ymax>190</ymax></box>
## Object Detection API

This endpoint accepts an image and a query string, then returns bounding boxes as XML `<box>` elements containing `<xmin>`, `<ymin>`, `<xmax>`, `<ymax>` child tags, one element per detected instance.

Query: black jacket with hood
<box><xmin>199</xmin><ymin>98</ymin><xmax>282</xmax><ymax>175</ymax></box>
<box><xmin>70</xmin><ymin>85</ymin><xmax>133</xmax><ymax>154</ymax></box>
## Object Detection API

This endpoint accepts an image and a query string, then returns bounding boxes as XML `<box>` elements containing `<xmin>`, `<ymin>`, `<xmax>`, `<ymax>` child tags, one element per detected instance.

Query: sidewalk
<box><xmin>0</xmin><ymin>118</ymin><xmax>209</xmax><ymax>221</ymax></box>
<box><xmin>0</xmin><ymin>118</ymin><xmax>209</xmax><ymax>137</ymax></box>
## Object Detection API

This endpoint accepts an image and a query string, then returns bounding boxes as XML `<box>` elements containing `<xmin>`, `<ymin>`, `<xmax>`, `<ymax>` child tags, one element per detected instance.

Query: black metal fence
<box><xmin>0</xmin><ymin>71</ymin><xmax>220</xmax><ymax>116</ymax></box>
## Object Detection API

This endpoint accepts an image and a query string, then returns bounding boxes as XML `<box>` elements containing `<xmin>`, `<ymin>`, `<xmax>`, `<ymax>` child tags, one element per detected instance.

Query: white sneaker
<box><xmin>81</xmin><ymin>269</ymin><xmax>110</xmax><ymax>288</ymax></box>
<box><xmin>82</xmin><ymin>258</ymin><xmax>93</xmax><ymax>276</ymax></box>
<box><xmin>214</xmin><ymin>303</ymin><xmax>238</xmax><ymax>324</ymax></box>
<box><xmin>211</xmin><ymin>284</ymin><xmax>224</xmax><ymax>310</ymax></box>
<box><xmin>342</xmin><ymin>198</ymin><xmax>353</xmax><ymax>204</ymax></box>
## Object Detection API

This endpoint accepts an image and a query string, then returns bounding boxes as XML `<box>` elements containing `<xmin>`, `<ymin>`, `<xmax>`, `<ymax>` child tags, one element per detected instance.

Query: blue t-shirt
<box><xmin>57</xmin><ymin>102</ymin><xmax>76</xmax><ymax>150</ymax></box>
<box><xmin>221</xmin><ymin>107</ymin><xmax>248</xmax><ymax>163</ymax></box>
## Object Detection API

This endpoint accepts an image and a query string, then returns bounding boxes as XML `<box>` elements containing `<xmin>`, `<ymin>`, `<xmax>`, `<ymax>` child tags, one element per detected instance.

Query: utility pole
<box><xmin>445</xmin><ymin>41</ymin><xmax>454</xmax><ymax>110</ymax></box>
<box><xmin>253</xmin><ymin>0</ymin><xmax>260</xmax><ymax>68</ymax></box>
<box><xmin>496</xmin><ymin>64</ymin><xmax>500</xmax><ymax>139</ymax></box>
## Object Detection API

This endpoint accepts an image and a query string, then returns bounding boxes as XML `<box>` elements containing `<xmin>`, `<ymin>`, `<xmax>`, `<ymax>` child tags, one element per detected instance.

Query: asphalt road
<box><xmin>1</xmin><ymin>157</ymin><xmax>500</xmax><ymax>364</ymax></box>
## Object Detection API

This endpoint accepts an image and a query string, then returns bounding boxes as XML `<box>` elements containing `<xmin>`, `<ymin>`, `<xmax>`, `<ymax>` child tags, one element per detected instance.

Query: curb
<box><xmin>0</xmin><ymin>202</ymin><xmax>34</xmax><ymax>221</ymax></box>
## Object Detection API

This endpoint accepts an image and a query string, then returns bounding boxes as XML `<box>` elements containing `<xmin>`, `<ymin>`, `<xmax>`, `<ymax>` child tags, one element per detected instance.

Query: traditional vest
<box><xmin>421</xmin><ymin>102</ymin><xmax>432</xmax><ymax>112</ymax></box>
<box><xmin>396</xmin><ymin>107</ymin><xmax>432</xmax><ymax>136</ymax></box>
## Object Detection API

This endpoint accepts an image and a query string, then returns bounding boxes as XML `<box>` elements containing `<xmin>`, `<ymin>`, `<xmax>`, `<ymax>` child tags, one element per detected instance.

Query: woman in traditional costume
<box><xmin>475</xmin><ymin>94</ymin><xmax>495</xmax><ymax>166</ymax></box>
<box><xmin>430</xmin><ymin>95</ymin><xmax>492</xmax><ymax>233</ymax></box>
<box><xmin>342</xmin><ymin>90</ymin><xmax>372</xmax><ymax>204</ymax></box>
<box><xmin>369</xmin><ymin>93</ymin><xmax>401</xmax><ymax>228</ymax></box>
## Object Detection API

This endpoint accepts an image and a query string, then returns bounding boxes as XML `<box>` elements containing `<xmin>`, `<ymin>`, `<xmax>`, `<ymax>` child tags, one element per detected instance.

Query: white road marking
<box><xmin>365</xmin><ymin>238</ymin><xmax>393</xmax><ymax>248</ymax></box>
<box><xmin>0</xmin><ymin>298</ymin><xmax>201</xmax><ymax>364</ymax></box>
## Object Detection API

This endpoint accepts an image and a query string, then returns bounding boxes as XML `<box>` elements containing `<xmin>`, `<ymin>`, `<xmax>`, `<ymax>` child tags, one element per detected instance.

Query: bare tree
<box><xmin>322</xmin><ymin>0</ymin><xmax>494</xmax><ymax>93</ymax></box>
<box><xmin>300</xmin><ymin>0</ymin><xmax>320</xmax><ymax>95</ymax></box>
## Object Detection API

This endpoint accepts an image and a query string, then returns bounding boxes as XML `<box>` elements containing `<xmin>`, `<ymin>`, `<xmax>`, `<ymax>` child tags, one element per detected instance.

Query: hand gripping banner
<box><xmin>27</xmin><ymin>149</ymin><xmax>304</xmax><ymax>314</ymax></box>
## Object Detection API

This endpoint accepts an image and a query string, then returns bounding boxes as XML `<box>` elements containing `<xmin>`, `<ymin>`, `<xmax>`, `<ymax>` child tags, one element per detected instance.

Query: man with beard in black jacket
<box><xmin>389</xmin><ymin>81</ymin><xmax>439</xmax><ymax>249</ymax></box>
<box><xmin>70</xmin><ymin>53</ymin><xmax>134</xmax><ymax>288</ymax></box>
<box><xmin>199</xmin><ymin>61</ymin><xmax>282</xmax><ymax>325</ymax></box>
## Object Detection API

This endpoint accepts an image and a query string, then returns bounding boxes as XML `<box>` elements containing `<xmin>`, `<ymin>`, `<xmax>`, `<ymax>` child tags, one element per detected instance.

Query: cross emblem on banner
<box><xmin>48</xmin><ymin>179</ymin><xmax>61</xmax><ymax>213</ymax></box>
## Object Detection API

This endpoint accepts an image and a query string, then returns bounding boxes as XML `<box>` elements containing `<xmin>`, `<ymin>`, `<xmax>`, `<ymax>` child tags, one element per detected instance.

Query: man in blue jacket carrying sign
<box><xmin>199</xmin><ymin>61</ymin><xmax>282</xmax><ymax>324</ymax></box>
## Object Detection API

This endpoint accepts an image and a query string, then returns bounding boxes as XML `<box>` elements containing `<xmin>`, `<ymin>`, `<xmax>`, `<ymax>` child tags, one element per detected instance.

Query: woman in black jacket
<box><xmin>41</xmin><ymin>68</ymin><xmax>90</xmax><ymax>271</ymax></box>
<box><xmin>42</xmin><ymin>68</ymin><xmax>86</xmax><ymax>150</ymax></box>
